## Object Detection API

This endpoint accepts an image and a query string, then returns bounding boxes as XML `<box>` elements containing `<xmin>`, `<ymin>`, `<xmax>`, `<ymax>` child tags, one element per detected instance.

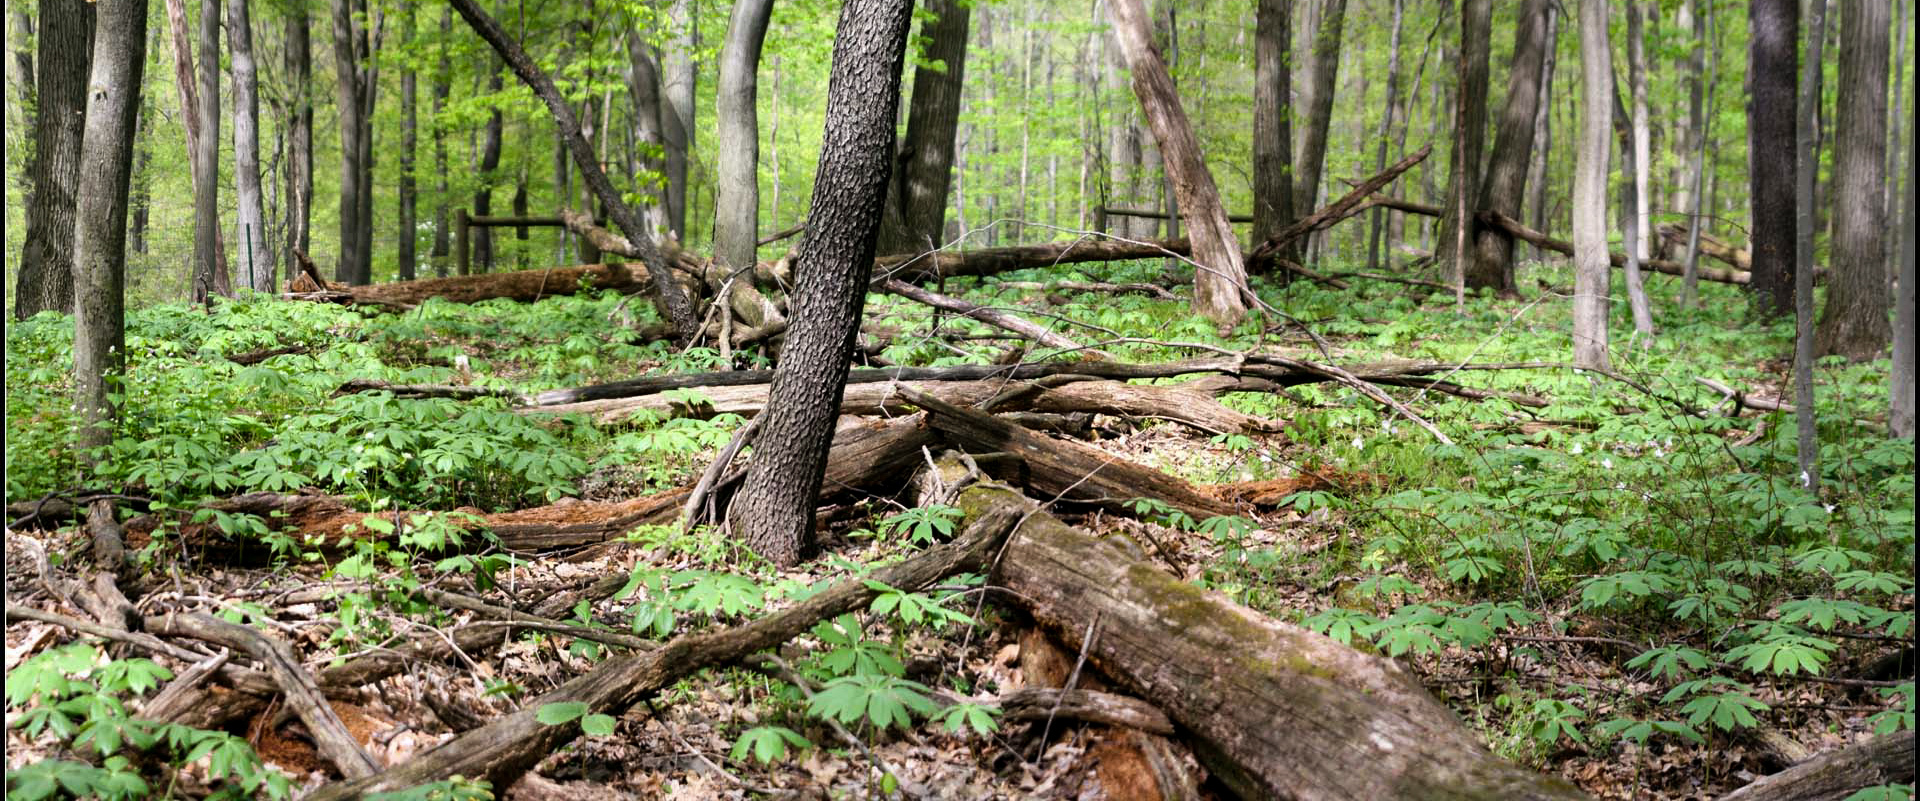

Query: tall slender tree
<box><xmin>330</xmin><ymin>0</ymin><xmax>372</xmax><ymax>283</ymax></box>
<box><xmin>473</xmin><ymin>65</ymin><xmax>502</xmax><ymax>273</ymax></box>
<box><xmin>430</xmin><ymin>7</ymin><xmax>450</xmax><ymax>274</ymax></box>
<box><xmin>1815</xmin><ymin>0</ymin><xmax>1892</xmax><ymax>360</ymax></box>
<box><xmin>1893</xmin><ymin>123</ymin><xmax>1915</xmax><ymax>438</ymax></box>
<box><xmin>729</xmin><ymin>0</ymin><xmax>914</xmax><ymax>567</ymax></box>
<box><xmin>193</xmin><ymin>0</ymin><xmax>227</xmax><ymax>300</ymax></box>
<box><xmin>1440</xmin><ymin>0</ymin><xmax>1490</xmax><ymax>290</ymax></box>
<box><xmin>1793</xmin><ymin>0</ymin><xmax>1829</xmax><ymax>491</ymax></box>
<box><xmin>1747</xmin><ymin>0</ymin><xmax>1798</xmax><ymax>317</ymax></box>
<box><xmin>396</xmin><ymin>0</ymin><xmax>418</xmax><ymax>280</ymax></box>
<box><xmin>283</xmin><ymin>4</ymin><xmax>313</xmax><ymax>275</ymax></box>
<box><xmin>627</xmin><ymin>29</ymin><xmax>672</xmax><ymax>240</ymax></box>
<box><xmin>877</xmin><ymin>0</ymin><xmax>970</xmax><ymax>256</ymax></box>
<box><xmin>14</xmin><ymin>0</ymin><xmax>93</xmax><ymax>320</ymax></box>
<box><xmin>1251</xmin><ymin>0</ymin><xmax>1293</xmax><ymax>270</ymax></box>
<box><xmin>1290</xmin><ymin>0</ymin><xmax>1347</xmax><ymax>266</ymax></box>
<box><xmin>1363</xmin><ymin>0</ymin><xmax>1403</xmax><ymax>272</ymax></box>
<box><xmin>663</xmin><ymin>0</ymin><xmax>695</xmax><ymax>242</ymax></box>
<box><xmin>1572</xmin><ymin>0</ymin><xmax>1612</xmax><ymax>370</ymax></box>
<box><xmin>1626</xmin><ymin>0</ymin><xmax>1652</xmax><ymax>261</ymax></box>
<box><xmin>229</xmin><ymin>0</ymin><xmax>273</xmax><ymax>291</ymax></box>
<box><xmin>713</xmin><ymin>0</ymin><xmax>773</xmax><ymax>277</ymax></box>
<box><xmin>1466</xmin><ymin>0</ymin><xmax>1549</xmax><ymax>296</ymax></box>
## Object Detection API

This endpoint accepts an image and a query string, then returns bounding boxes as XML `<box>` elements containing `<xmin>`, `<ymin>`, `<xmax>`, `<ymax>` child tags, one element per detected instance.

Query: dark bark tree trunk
<box><xmin>876</xmin><ymin>0</ymin><xmax>969</xmax><ymax>256</ymax></box>
<box><xmin>1108</xmin><ymin>0</ymin><xmax>1249</xmax><ymax>327</ymax></box>
<box><xmin>430</xmin><ymin>7</ymin><xmax>450</xmax><ymax>274</ymax></box>
<box><xmin>1748</xmin><ymin>0</ymin><xmax>1799</xmax><ymax>318</ymax></box>
<box><xmin>72</xmin><ymin>0</ymin><xmax>146</xmax><ymax>458</ymax></box>
<box><xmin>14</xmin><ymin>0</ymin><xmax>92</xmax><ymax>320</ymax></box>
<box><xmin>448</xmin><ymin>0</ymin><xmax>701</xmax><ymax>338</ymax></box>
<box><xmin>1363</xmin><ymin>0</ymin><xmax>1403</xmax><ymax>272</ymax></box>
<box><xmin>1627</xmin><ymin>0</ymin><xmax>1652</xmax><ymax>263</ymax></box>
<box><xmin>1525</xmin><ymin>6</ymin><xmax>1558</xmax><ymax>263</ymax></box>
<box><xmin>662</xmin><ymin>0</ymin><xmax>695</xmax><ymax>243</ymax></box>
<box><xmin>193</xmin><ymin>0</ymin><xmax>229</xmax><ymax>301</ymax></box>
<box><xmin>1814</xmin><ymin>0</ymin><xmax>1892</xmax><ymax>360</ymax></box>
<box><xmin>1793</xmin><ymin>0</ymin><xmax>1830</xmax><ymax>492</ymax></box>
<box><xmin>1291</xmin><ymin>0</ymin><xmax>1347</xmax><ymax>267</ymax></box>
<box><xmin>1680</xmin><ymin>1</ymin><xmax>1713</xmax><ymax>307</ymax></box>
<box><xmin>396</xmin><ymin>0</ymin><xmax>417</xmax><ymax>281</ymax></box>
<box><xmin>229</xmin><ymin>0</ymin><xmax>273</xmax><ymax>291</ymax></box>
<box><xmin>1251</xmin><ymin>0</ymin><xmax>1293</xmax><ymax>270</ymax></box>
<box><xmin>330</xmin><ymin>0</ymin><xmax>369</xmax><ymax>283</ymax></box>
<box><xmin>727</xmin><ymin>0</ymin><xmax>914</xmax><ymax>567</ymax></box>
<box><xmin>1572</xmin><ymin>0</ymin><xmax>1612</xmax><ymax>370</ymax></box>
<box><xmin>128</xmin><ymin>85</ymin><xmax>152</xmax><ymax>255</ymax></box>
<box><xmin>1466</xmin><ymin>0</ymin><xmax>1549</xmax><ymax>296</ymax></box>
<box><xmin>1439</xmin><ymin>0</ymin><xmax>1489</xmax><ymax>287</ymax></box>
<box><xmin>713</xmin><ymin>0</ymin><xmax>773</xmax><ymax>278</ymax></box>
<box><xmin>284</xmin><ymin>6</ymin><xmax>313</xmax><ymax>276</ymax></box>
<box><xmin>473</xmin><ymin>66</ymin><xmax>502</xmax><ymax>273</ymax></box>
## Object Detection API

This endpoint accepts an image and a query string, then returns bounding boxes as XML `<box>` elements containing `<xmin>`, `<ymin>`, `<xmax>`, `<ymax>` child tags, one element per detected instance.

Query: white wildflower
<box><xmin>1352</xmin><ymin>436</ymin><xmax>1364</xmax><ymax>450</ymax></box>
<box><xmin>1602</xmin><ymin>457</ymin><xmax>1613</xmax><ymax>470</ymax></box>
<box><xmin>1570</xmin><ymin>442</ymin><xmax>1584</xmax><ymax>455</ymax></box>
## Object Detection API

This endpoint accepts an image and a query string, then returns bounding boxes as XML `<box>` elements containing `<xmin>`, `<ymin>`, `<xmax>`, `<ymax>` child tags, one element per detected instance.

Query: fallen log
<box><xmin>556</xmin><ymin>208</ymin><xmax>786</xmax><ymax>336</ymax></box>
<box><xmin>303</xmin><ymin>507</ymin><xmax>1020</xmax><ymax>799</ymax></box>
<box><xmin>284</xmin><ymin>262</ymin><xmax>689</xmax><ymax>309</ymax></box>
<box><xmin>878</xmin><ymin>277</ymin><xmax>1102</xmax><ymax>355</ymax></box>
<box><xmin>1251</xmin><ymin>143</ymin><xmax>1433</xmax><ymax>265</ymax></box>
<box><xmin>998</xmin><ymin>687</ymin><xmax>1175</xmax><ymax>735</ymax></box>
<box><xmin>902</xmin><ymin>387</ymin><xmax>1239</xmax><ymax>521</ymax></box>
<box><xmin>1718</xmin><ymin>730</ymin><xmax>1915</xmax><ymax>801</ymax></box>
<box><xmin>961</xmin><ymin>482</ymin><xmax>1591</xmax><ymax>800</ymax></box>
<box><xmin>873</xmin><ymin>237</ymin><xmax>1196</xmax><ymax>285</ymax></box>
<box><xmin>1477</xmin><ymin>210</ymin><xmax>1751</xmax><ymax>284</ymax></box>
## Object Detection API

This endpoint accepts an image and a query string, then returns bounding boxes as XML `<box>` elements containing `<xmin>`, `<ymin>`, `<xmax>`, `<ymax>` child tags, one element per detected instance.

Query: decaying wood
<box><xmin>996</xmin><ymin>279</ymin><xmax>1180</xmax><ymax>300</ymax></box>
<box><xmin>1477</xmin><ymin>210</ymin><xmax>1752</xmax><ymax>284</ymax></box>
<box><xmin>1718</xmin><ymin>730</ymin><xmax>1915</xmax><ymax>801</ymax></box>
<box><xmin>555</xmin><ymin>208</ymin><xmax>787</xmax><ymax>336</ymax></box>
<box><xmin>879</xmin><ymin>277</ymin><xmax>1100</xmax><ymax>355</ymax></box>
<box><xmin>149</xmin><ymin>612</ymin><xmax>379</xmax><ymax>779</ymax></box>
<box><xmin>873</xmin><ymin>237</ymin><xmax>1196</xmax><ymax>285</ymax></box>
<box><xmin>304</xmin><ymin>507</ymin><xmax>1020</xmax><ymax>798</ymax></box>
<box><xmin>959</xmin><ymin>483</ymin><xmax>1591</xmax><ymax>800</ymax></box>
<box><xmin>1250</xmin><ymin>143</ymin><xmax>1433</xmax><ymax>265</ymax></box>
<box><xmin>998</xmin><ymin>687</ymin><xmax>1175</xmax><ymax>735</ymax></box>
<box><xmin>285</xmin><ymin>262</ymin><xmax>676</xmax><ymax>308</ymax></box>
<box><xmin>1656</xmin><ymin>223</ymin><xmax>1830</xmax><ymax>282</ymax></box>
<box><xmin>902</xmin><ymin>387</ymin><xmax>1239</xmax><ymax>521</ymax></box>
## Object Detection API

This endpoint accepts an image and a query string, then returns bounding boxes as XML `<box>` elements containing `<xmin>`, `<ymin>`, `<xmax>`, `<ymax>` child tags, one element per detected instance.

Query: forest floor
<box><xmin>5</xmin><ymin>251</ymin><xmax>1912</xmax><ymax>800</ymax></box>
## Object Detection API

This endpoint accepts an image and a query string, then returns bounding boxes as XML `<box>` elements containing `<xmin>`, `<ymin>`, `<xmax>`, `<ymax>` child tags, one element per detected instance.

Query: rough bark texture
<box><xmin>283</xmin><ymin>8</ymin><xmax>313</xmax><ymax>273</ymax></box>
<box><xmin>713</xmin><ymin>0</ymin><xmax>772</xmax><ymax>278</ymax></box>
<box><xmin>72</xmin><ymin>0</ymin><xmax>146</xmax><ymax>458</ymax></box>
<box><xmin>229</xmin><ymin>0</ymin><xmax>273</xmax><ymax>291</ymax></box>
<box><xmin>1251</xmin><ymin>0</ymin><xmax>1293</xmax><ymax>267</ymax></box>
<box><xmin>1813</xmin><ymin>0</ymin><xmax>1892</xmax><ymax>360</ymax></box>
<box><xmin>625</xmin><ymin>32</ymin><xmax>670</xmax><ymax>241</ymax></box>
<box><xmin>1467</xmin><ymin>0</ymin><xmax>1549</xmax><ymax>296</ymax></box>
<box><xmin>330</xmin><ymin>0</ymin><xmax>370</xmax><ymax>284</ymax></box>
<box><xmin>1107</xmin><ymin>0</ymin><xmax>1249</xmax><ymax>326</ymax></box>
<box><xmin>1292</xmin><ymin>0</ymin><xmax>1347</xmax><ymax>268</ymax></box>
<box><xmin>662</xmin><ymin>0</ymin><xmax>694</xmax><ymax>242</ymax></box>
<box><xmin>1438</xmin><ymin>0</ymin><xmax>1490</xmax><ymax>289</ymax></box>
<box><xmin>1572</xmin><ymin>0</ymin><xmax>1612</xmax><ymax>370</ymax></box>
<box><xmin>1364</xmin><ymin>0</ymin><xmax>1404</xmax><ymax>272</ymax></box>
<box><xmin>473</xmin><ymin>66</ymin><xmax>502</xmax><ymax>274</ymax></box>
<box><xmin>1719</xmin><ymin>730</ymin><xmax>1915</xmax><ymax>801</ymax></box>
<box><xmin>876</xmin><ymin>0</ymin><xmax>969</xmax><ymax>256</ymax></box>
<box><xmin>451</xmin><ymin>0</ymin><xmax>699</xmax><ymax>337</ymax></box>
<box><xmin>1894</xmin><ymin>122</ymin><xmax>1916</xmax><ymax>438</ymax></box>
<box><xmin>430</xmin><ymin>7</ymin><xmax>450</xmax><ymax>271</ymax></box>
<box><xmin>1793</xmin><ymin>0</ymin><xmax>1828</xmax><ymax>492</ymax></box>
<box><xmin>192</xmin><ymin>0</ymin><xmax>228</xmax><ymax>300</ymax></box>
<box><xmin>969</xmin><ymin>484</ymin><xmax>1590</xmax><ymax>800</ymax></box>
<box><xmin>727</xmin><ymin>0</ymin><xmax>913</xmax><ymax>567</ymax></box>
<box><xmin>14</xmin><ymin>0</ymin><xmax>92</xmax><ymax>320</ymax></box>
<box><xmin>396</xmin><ymin>0</ymin><xmax>418</xmax><ymax>280</ymax></box>
<box><xmin>1747</xmin><ymin>0</ymin><xmax>1798</xmax><ymax>318</ymax></box>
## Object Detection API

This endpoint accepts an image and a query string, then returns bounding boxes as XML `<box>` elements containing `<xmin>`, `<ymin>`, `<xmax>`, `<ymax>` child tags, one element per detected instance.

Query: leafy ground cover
<box><xmin>5</xmin><ymin>256</ymin><xmax>1912</xmax><ymax>799</ymax></box>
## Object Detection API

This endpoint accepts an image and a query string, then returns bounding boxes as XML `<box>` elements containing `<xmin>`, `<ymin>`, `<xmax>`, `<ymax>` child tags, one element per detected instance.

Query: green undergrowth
<box><xmin>5</xmin><ymin>255</ymin><xmax>1912</xmax><ymax>794</ymax></box>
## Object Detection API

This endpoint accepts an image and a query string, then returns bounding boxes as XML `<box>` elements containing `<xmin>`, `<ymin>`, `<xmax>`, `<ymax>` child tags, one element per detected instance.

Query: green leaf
<box><xmin>580</xmin><ymin>713</ymin><xmax>617</xmax><ymax>736</ymax></box>
<box><xmin>535</xmin><ymin>702</ymin><xmax>589</xmax><ymax>726</ymax></box>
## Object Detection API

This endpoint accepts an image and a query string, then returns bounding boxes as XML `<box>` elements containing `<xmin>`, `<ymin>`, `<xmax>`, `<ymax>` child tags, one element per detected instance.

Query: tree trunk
<box><xmin>1748</xmin><ymin>0</ymin><xmax>1798</xmax><ymax>318</ymax></box>
<box><xmin>128</xmin><ymin>85</ymin><xmax>151</xmax><ymax>255</ymax></box>
<box><xmin>1251</xmin><ymin>0</ymin><xmax>1294</xmax><ymax>268</ymax></box>
<box><xmin>1466</xmin><ymin>0</ymin><xmax>1549</xmax><ymax>296</ymax></box>
<box><xmin>972</xmin><ymin>483</ymin><xmax>1591</xmax><ymax>800</ymax></box>
<box><xmin>1814</xmin><ymin>0</ymin><xmax>1891</xmax><ymax>360</ymax></box>
<box><xmin>1794</xmin><ymin>0</ymin><xmax>1830</xmax><ymax>492</ymax></box>
<box><xmin>876</xmin><ymin>0</ymin><xmax>969</xmax><ymax>256</ymax></box>
<box><xmin>13</xmin><ymin>0</ymin><xmax>92</xmax><ymax>320</ymax></box>
<box><xmin>1719</xmin><ymin>730</ymin><xmax>1915</xmax><ymax>801</ymax></box>
<box><xmin>330</xmin><ymin>0</ymin><xmax>367</xmax><ymax>283</ymax></box>
<box><xmin>191</xmin><ymin>0</ymin><xmax>232</xmax><ymax>301</ymax></box>
<box><xmin>727</xmin><ymin>0</ymin><xmax>913</xmax><ymax>567</ymax></box>
<box><xmin>662</xmin><ymin>0</ymin><xmax>695</xmax><ymax>243</ymax></box>
<box><xmin>1627</xmin><ymin>0</ymin><xmax>1652</xmax><ymax>262</ymax></box>
<box><xmin>1439</xmin><ymin>0</ymin><xmax>1489</xmax><ymax>286</ymax></box>
<box><xmin>284</xmin><ymin>7</ymin><xmax>313</xmax><ymax>277</ymax></box>
<box><xmin>473</xmin><ymin>66</ymin><xmax>502</xmax><ymax>273</ymax></box>
<box><xmin>430</xmin><ymin>7</ymin><xmax>449</xmax><ymax>274</ymax></box>
<box><xmin>625</xmin><ymin>31</ymin><xmax>670</xmax><ymax>240</ymax></box>
<box><xmin>395</xmin><ymin>0</ymin><xmax>417</xmax><ymax>281</ymax></box>
<box><xmin>1572</xmin><ymin>0</ymin><xmax>1613</xmax><ymax>370</ymax></box>
<box><xmin>228</xmin><ymin>0</ymin><xmax>272</xmax><ymax>291</ymax></box>
<box><xmin>1107</xmin><ymin>0</ymin><xmax>1249</xmax><ymax>327</ymax></box>
<box><xmin>1363</xmin><ymin>0</ymin><xmax>1403</xmax><ymax>272</ymax></box>
<box><xmin>1610</xmin><ymin>75</ymin><xmax>1656</xmax><ymax>339</ymax></box>
<box><xmin>5</xmin><ymin>4</ymin><xmax>30</xmax><ymax>142</ymax></box>
<box><xmin>1291</xmin><ymin>0</ymin><xmax>1347</xmax><ymax>267</ymax></box>
<box><xmin>713</xmin><ymin>0</ymin><xmax>772</xmax><ymax>278</ymax></box>
<box><xmin>1525</xmin><ymin>7</ymin><xmax>1558</xmax><ymax>263</ymax></box>
<box><xmin>1893</xmin><ymin>123</ymin><xmax>1915</xmax><ymax>438</ymax></box>
<box><xmin>72</xmin><ymin>0</ymin><xmax>146</xmax><ymax>459</ymax></box>
<box><xmin>1680</xmin><ymin>2</ymin><xmax>1715</xmax><ymax>307</ymax></box>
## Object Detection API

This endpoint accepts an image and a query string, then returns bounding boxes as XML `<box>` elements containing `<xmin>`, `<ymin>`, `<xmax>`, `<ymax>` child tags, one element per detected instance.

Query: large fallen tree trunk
<box><xmin>285</xmin><ymin>261</ymin><xmax>698</xmax><ymax>309</ymax></box>
<box><xmin>304</xmin><ymin>508</ymin><xmax>1019</xmax><ymax>799</ymax></box>
<box><xmin>1477</xmin><ymin>210</ymin><xmax>1750</xmax><ymax>284</ymax></box>
<box><xmin>1655</xmin><ymin>222</ymin><xmax>1830</xmax><ymax>282</ymax></box>
<box><xmin>959</xmin><ymin>482</ymin><xmax>1591</xmax><ymax>800</ymax></box>
<box><xmin>1718</xmin><ymin>730</ymin><xmax>1915</xmax><ymax>801</ymax></box>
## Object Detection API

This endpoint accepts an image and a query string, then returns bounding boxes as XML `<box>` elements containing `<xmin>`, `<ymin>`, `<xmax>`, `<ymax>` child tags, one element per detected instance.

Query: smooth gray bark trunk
<box><xmin>284</xmin><ymin>6</ymin><xmax>313</xmax><ymax>274</ymax></box>
<box><xmin>1815</xmin><ymin>0</ymin><xmax>1892</xmax><ymax>360</ymax></box>
<box><xmin>14</xmin><ymin>0</ymin><xmax>92</xmax><ymax>320</ymax></box>
<box><xmin>663</xmin><ymin>0</ymin><xmax>695</xmax><ymax>243</ymax></box>
<box><xmin>1363</xmin><ymin>0</ymin><xmax>1403</xmax><ymax>272</ymax></box>
<box><xmin>194</xmin><ymin>0</ymin><xmax>226</xmax><ymax>300</ymax></box>
<box><xmin>1291</xmin><ymin>0</ymin><xmax>1346</xmax><ymax>266</ymax></box>
<box><xmin>1893</xmin><ymin>122</ymin><xmax>1915</xmax><ymax>438</ymax></box>
<box><xmin>1524</xmin><ymin>7</ymin><xmax>1557</xmax><ymax>264</ymax></box>
<box><xmin>1572</xmin><ymin>0</ymin><xmax>1612</xmax><ymax>370</ymax></box>
<box><xmin>229</xmin><ymin>0</ymin><xmax>273</xmax><ymax>291</ymax></box>
<box><xmin>713</xmin><ymin>0</ymin><xmax>773</xmax><ymax>277</ymax></box>
<box><xmin>1794</xmin><ymin>0</ymin><xmax>1829</xmax><ymax>491</ymax></box>
<box><xmin>729</xmin><ymin>0</ymin><xmax>914</xmax><ymax>567</ymax></box>
<box><xmin>72</xmin><ymin>0</ymin><xmax>145</xmax><ymax>456</ymax></box>
<box><xmin>626</xmin><ymin>31</ymin><xmax>671</xmax><ymax>241</ymax></box>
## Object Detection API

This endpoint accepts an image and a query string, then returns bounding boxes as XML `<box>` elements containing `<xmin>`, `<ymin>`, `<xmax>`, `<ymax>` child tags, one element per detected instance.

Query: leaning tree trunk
<box><xmin>449</xmin><ymin>0</ymin><xmax>702</xmax><ymax>338</ymax></box>
<box><xmin>13</xmin><ymin>0</ymin><xmax>92</xmax><ymax>321</ymax></box>
<box><xmin>283</xmin><ymin>7</ymin><xmax>313</xmax><ymax>275</ymax></box>
<box><xmin>727</xmin><ymin>0</ymin><xmax>914</xmax><ymax>567</ymax></box>
<box><xmin>1814</xmin><ymin>0</ymin><xmax>1892</xmax><ymax>360</ymax></box>
<box><xmin>876</xmin><ymin>0</ymin><xmax>969</xmax><ymax>256</ymax></box>
<box><xmin>1466</xmin><ymin>0</ymin><xmax>1549</xmax><ymax>296</ymax></box>
<box><xmin>229</xmin><ymin>0</ymin><xmax>273</xmax><ymax>291</ymax></box>
<box><xmin>1571</xmin><ymin>0</ymin><xmax>1612</xmax><ymax>370</ymax></box>
<box><xmin>1107</xmin><ymin>0</ymin><xmax>1249</xmax><ymax>327</ymax></box>
<box><xmin>396</xmin><ymin>0</ymin><xmax>417</xmax><ymax>281</ymax></box>
<box><xmin>1250</xmin><ymin>0</ymin><xmax>1294</xmax><ymax>274</ymax></box>
<box><xmin>1290</xmin><ymin>0</ymin><xmax>1346</xmax><ymax>267</ymax></box>
<box><xmin>713</xmin><ymin>0</ymin><xmax>773</xmax><ymax>277</ymax></box>
<box><xmin>1747</xmin><ymin>0</ymin><xmax>1798</xmax><ymax>318</ymax></box>
<box><xmin>72</xmin><ymin>0</ymin><xmax>146</xmax><ymax>460</ymax></box>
